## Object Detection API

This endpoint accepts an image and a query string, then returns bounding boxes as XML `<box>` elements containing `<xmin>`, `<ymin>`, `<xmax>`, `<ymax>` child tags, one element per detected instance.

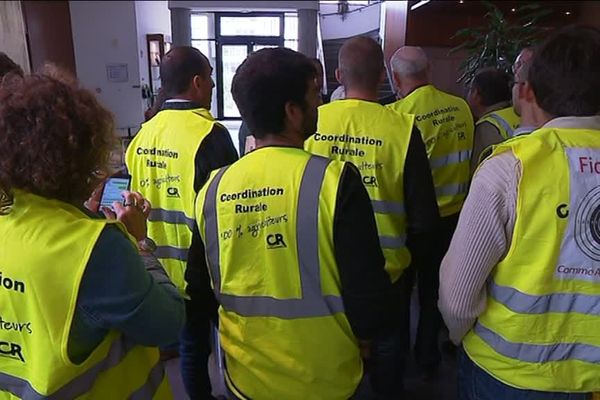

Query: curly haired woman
<box><xmin>0</xmin><ymin>68</ymin><xmax>183</xmax><ymax>399</ymax></box>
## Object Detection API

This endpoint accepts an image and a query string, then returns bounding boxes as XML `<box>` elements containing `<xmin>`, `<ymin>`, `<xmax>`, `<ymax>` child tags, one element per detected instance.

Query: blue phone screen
<box><xmin>100</xmin><ymin>177</ymin><xmax>130</xmax><ymax>209</ymax></box>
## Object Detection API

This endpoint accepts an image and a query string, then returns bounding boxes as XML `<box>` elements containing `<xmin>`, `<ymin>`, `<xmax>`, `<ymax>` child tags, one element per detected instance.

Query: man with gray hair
<box><xmin>388</xmin><ymin>45</ymin><xmax>474</xmax><ymax>377</ymax></box>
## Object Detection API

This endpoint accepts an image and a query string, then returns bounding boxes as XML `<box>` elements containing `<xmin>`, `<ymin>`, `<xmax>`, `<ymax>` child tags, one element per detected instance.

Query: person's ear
<box><xmin>521</xmin><ymin>81</ymin><xmax>535</xmax><ymax>103</ymax></box>
<box><xmin>392</xmin><ymin>72</ymin><xmax>401</xmax><ymax>90</ymax></box>
<box><xmin>284</xmin><ymin>101</ymin><xmax>302</xmax><ymax>130</ymax></box>
<box><xmin>335</xmin><ymin>68</ymin><xmax>342</xmax><ymax>85</ymax></box>
<box><xmin>192</xmin><ymin>75</ymin><xmax>204</xmax><ymax>90</ymax></box>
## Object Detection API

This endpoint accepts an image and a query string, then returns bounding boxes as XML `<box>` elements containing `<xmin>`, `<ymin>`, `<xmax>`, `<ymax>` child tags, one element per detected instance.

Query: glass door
<box><xmin>216</xmin><ymin>13</ymin><xmax>284</xmax><ymax>119</ymax></box>
<box><xmin>221</xmin><ymin>45</ymin><xmax>248</xmax><ymax>118</ymax></box>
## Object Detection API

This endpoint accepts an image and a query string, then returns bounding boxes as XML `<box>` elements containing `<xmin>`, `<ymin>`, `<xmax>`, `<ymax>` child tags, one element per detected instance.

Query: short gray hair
<box><xmin>390</xmin><ymin>46</ymin><xmax>428</xmax><ymax>77</ymax></box>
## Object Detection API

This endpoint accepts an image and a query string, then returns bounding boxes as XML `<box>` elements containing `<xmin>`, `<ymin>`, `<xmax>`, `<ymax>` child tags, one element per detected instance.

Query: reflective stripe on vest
<box><xmin>154</xmin><ymin>245</ymin><xmax>189</xmax><ymax>262</ymax></box>
<box><xmin>477</xmin><ymin>107</ymin><xmax>520</xmax><ymax>141</ymax></box>
<box><xmin>371</xmin><ymin>200</ymin><xmax>404</xmax><ymax>215</ymax></box>
<box><xmin>473</xmin><ymin>322</ymin><xmax>600</xmax><ymax>364</ymax></box>
<box><xmin>490</xmin><ymin>281</ymin><xmax>600</xmax><ymax>315</ymax></box>
<box><xmin>149</xmin><ymin>208</ymin><xmax>195</xmax><ymax>231</ymax></box>
<box><xmin>487</xmin><ymin>113</ymin><xmax>514</xmax><ymax>138</ymax></box>
<box><xmin>0</xmin><ymin>338</ymin><xmax>164</xmax><ymax>400</ymax></box>
<box><xmin>307</xmin><ymin>99</ymin><xmax>412</xmax><ymax>281</ymax></box>
<box><xmin>463</xmin><ymin>127</ymin><xmax>600</xmax><ymax>392</ymax></box>
<box><xmin>429</xmin><ymin>150</ymin><xmax>472</xmax><ymax>170</ymax></box>
<box><xmin>388</xmin><ymin>85</ymin><xmax>474</xmax><ymax>217</ymax></box>
<box><xmin>126</xmin><ymin>107</ymin><xmax>216</xmax><ymax>291</ymax></box>
<box><xmin>203</xmin><ymin>156</ymin><xmax>344</xmax><ymax>319</ymax></box>
<box><xmin>0</xmin><ymin>191</ymin><xmax>169</xmax><ymax>399</ymax></box>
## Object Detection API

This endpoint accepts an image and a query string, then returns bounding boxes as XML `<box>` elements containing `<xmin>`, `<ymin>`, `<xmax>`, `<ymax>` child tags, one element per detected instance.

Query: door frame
<box><xmin>215</xmin><ymin>12</ymin><xmax>285</xmax><ymax>119</ymax></box>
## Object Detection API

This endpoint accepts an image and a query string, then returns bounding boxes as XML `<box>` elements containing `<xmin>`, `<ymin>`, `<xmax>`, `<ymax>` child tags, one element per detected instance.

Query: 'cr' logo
<box><xmin>0</xmin><ymin>341</ymin><xmax>24</xmax><ymax>362</ymax></box>
<box><xmin>363</xmin><ymin>176</ymin><xmax>378</xmax><ymax>187</ymax></box>
<box><xmin>267</xmin><ymin>233</ymin><xmax>287</xmax><ymax>249</ymax></box>
<box><xmin>167</xmin><ymin>187</ymin><xmax>180</xmax><ymax>198</ymax></box>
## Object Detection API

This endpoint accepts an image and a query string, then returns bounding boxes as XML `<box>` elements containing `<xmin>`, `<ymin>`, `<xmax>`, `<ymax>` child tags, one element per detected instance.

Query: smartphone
<box><xmin>99</xmin><ymin>175</ymin><xmax>131</xmax><ymax>211</ymax></box>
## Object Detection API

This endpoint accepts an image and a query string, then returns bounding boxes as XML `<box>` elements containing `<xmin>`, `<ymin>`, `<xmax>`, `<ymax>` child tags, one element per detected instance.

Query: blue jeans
<box><xmin>458</xmin><ymin>347</ymin><xmax>590</xmax><ymax>400</ymax></box>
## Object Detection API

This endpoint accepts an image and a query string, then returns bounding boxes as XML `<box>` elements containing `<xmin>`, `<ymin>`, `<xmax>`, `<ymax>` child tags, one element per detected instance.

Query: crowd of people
<box><xmin>0</xmin><ymin>23</ymin><xmax>599</xmax><ymax>400</ymax></box>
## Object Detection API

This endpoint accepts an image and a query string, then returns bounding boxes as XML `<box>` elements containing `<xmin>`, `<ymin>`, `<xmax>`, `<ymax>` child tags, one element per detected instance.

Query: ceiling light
<box><xmin>511</xmin><ymin>8</ymin><xmax>516</xmax><ymax>12</ymax></box>
<box><xmin>565</xmin><ymin>11</ymin><xmax>571</xmax><ymax>15</ymax></box>
<box><xmin>459</xmin><ymin>0</ymin><xmax>464</xmax><ymax>3</ymax></box>
<box><xmin>410</xmin><ymin>1</ymin><xmax>431</xmax><ymax>11</ymax></box>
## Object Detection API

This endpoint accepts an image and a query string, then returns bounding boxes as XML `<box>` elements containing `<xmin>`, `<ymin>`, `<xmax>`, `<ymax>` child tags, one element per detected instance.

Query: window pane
<box><xmin>220</xmin><ymin>16</ymin><xmax>280</xmax><ymax>36</ymax></box>
<box><xmin>191</xmin><ymin>14</ymin><xmax>209</xmax><ymax>39</ymax></box>
<box><xmin>222</xmin><ymin>45</ymin><xmax>248</xmax><ymax>118</ymax></box>
<box><xmin>284</xmin><ymin>14</ymin><xmax>298</xmax><ymax>40</ymax></box>
<box><xmin>284</xmin><ymin>40</ymin><xmax>298</xmax><ymax>52</ymax></box>
<box><xmin>252</xmin><ymin>44</ymin><xmax>279</xmax><ymax>53</ymax></box>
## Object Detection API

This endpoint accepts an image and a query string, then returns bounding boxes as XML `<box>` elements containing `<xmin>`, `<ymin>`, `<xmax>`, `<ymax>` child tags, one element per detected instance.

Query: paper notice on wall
<box><xmin>106</xmin><ymin>63</ymin><xmax>128</xmax><ymax>82</ymax></box>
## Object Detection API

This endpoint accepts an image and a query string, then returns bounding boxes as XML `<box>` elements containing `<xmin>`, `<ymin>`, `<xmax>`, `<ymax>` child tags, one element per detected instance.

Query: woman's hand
<box><xmin>101</xmin><ymin>191</ymin><xmax>151</xmax><ymax>241</ymax></box>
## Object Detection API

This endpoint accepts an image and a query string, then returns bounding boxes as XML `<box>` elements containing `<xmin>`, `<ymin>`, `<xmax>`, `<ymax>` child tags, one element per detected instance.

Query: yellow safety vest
<box><xmin>477</xmin><ymin>106</ymin><xmax>520</xmax><ymax>140</ymax></box>
<box><xmin>388</xmin><ymin>85</ymin><xmax>474</xmax><ymax>217</ymax></box>
<box><xmin>0</xmin><ymin>190</ymin><xmax>170</xmax><ymax>399</ymax></box>
<box><xmin>305</xmin><ymin>99</ymin><xmax>412</xmax><ymax>282</ymax></box>
<box><xmin>463</xmin><ymin>127</ymin><xmax>600</xmax><ymax>393</ymax></box>
<box><xmin>196</xmin><ymin>147</ymin><xmax>362</xmax><ymax>400</ymax></box>
<box><xmin>126</xmin><ymin>107</ymin><xmax>218</xmax><ymax>291</ymax></box>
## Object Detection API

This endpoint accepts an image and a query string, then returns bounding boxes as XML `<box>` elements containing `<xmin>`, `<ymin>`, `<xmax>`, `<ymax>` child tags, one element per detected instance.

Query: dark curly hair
<box><xmin>0</xmin><ymin>67</ymin><xmax>116</xmax><ymax>204</ymax></box>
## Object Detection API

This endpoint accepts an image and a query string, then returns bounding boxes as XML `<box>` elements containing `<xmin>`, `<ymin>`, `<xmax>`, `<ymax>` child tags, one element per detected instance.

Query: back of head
<box><xmin>232</xmin><ymin>47</ymin><xmax>316</xmax><ymax>138</ymax></box>
<box><xmin>338</xmin><ymin>37</ymin><xmax>384</xmax><ymax>90</ymax></box>
<box><xmin>471</xmin><ymin>68</ymin><xmax>511</xmax><ymax>107</ymax></box>
<box><xmin>529</xmin><ymin>25</ymin><xmax>600</xmax><ymax>117</ymax></box>
<box><xmin>390</xmin><ymin>46</ymin><xmax>429</xmax><ymax>80</ymax></box>
<box><xmin>160</xmin><ymin>46</ymin><xmax>209</xmax><ymax>97</ymax></box>
<box><xmin>0</xmin><ymin>66</ymin><xmax>114</xmax><ymax>204</ymax></box>
<box><xmin>0</xmin><ymin>52</ymin><xmax>23</xmax><ymax>80</ymax></box>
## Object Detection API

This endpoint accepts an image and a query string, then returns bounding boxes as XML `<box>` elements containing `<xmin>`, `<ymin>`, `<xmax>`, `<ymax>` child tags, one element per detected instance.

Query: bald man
<box><xmin>388</xmin><ymin>46</ymin><xmax>474</xmax><ymax>376</ymax></box>
<box><xmin>305</xmin><ymin>36</ymin><xmax>439</xmax><ymax>396</ymax></box>
<box><xmin>126</xmin><ymin>46</ymin><xmax>238</xmax><ymax>292</ymax></box>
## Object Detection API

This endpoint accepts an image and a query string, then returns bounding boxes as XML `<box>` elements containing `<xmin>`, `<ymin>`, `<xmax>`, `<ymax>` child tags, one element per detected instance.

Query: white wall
<box><xmin>135</xmin><ymin>1</ymin><xmax>171</xmax><ymax>91</ymax></box>
<box><xmin>70</xmin><ymin>1</ymin><xmax>147</xmax><ymax>135</ymax></box>
<box><xmin>169</xmin><ymin>1</ymin><xmax>318</xmax><ymax>11</ymax></box>
<box><xmin>0</xmin><ymin>1</ymin><xmax>30</xmax><ymax>73</ymax></box>
<box><xmin>320</xmin><ymin>2</ymin><xmax>381</xmax><ymax>40</ymax></box>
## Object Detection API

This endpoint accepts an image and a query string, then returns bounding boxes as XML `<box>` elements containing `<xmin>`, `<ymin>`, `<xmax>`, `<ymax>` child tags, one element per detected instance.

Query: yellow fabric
<box><xmin>0</xmin><ymin>190</ymin><xmax>170</xmax><ymax>399</ymax></box>
<box><xmin>126</xmin><ymin>107</ymin><xmax>217</xmax><ymax>291</ymax></box>
<box><xmin>463</xmin><ymin>127</ymin><xmax>600</xmax><ymax>392</ymax></box>
<box><xmin>477</xmin><ymin>106</ymin><xmax>520</xmax><ymax>140</ymax></box>
<box><xmin>196</xmin><ymin>147</ymin><xmax>362</xmax><ymax>400</ymax></box>
<box><xmin>305</xmin><ymin>99</ymin><xmax>412</xmax><ymax>281</ymax></box>
<box><xmin>388</xmin><ymin>85</ymin><xmax>474</xmax><ymax>216</ymax></box>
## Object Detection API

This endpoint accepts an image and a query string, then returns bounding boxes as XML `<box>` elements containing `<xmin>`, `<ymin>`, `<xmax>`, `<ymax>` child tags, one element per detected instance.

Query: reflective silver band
<box><xmin>379</xmin><ymin>235</ymin><xmax>406</xmax><ymax>249</ymax></box>
<box><xmin>130</xmin><ymin>360</ymin><xmax>166</xmax><ymax>400</ymax></box>
<box><xmin>474</xmin><ymin>322</ymin><xmax>600</xmax><ymax>364</ymax></box>
<box><xmin>203</xmin><ymin>156</ymin><xmax>345</xmax><ymax>319</ymax></box>
<box><xmin>154</xmin><ymin>245</ymin><xmax>189</xmax><ymax>262</ymax></box>
<box><xmin>487</xmin><ymin>113</ymin><xmax>514</xmax><ymax>138</ymax></box>
<box><xmin>219</xmin><ymin>294</ymin><xmax>345</xmax><ymax>319</ymax></box>
<box><xmin>149</xmin><ymin>208</ymin><xmax>195</xmax><ymax>231</ymax></box>
<box><xmin>371</xmin><ymin>200</ymin><xmax>404</xmax><ymax>215</ymax></box>
<box><xmin>0</xmin><ymin>337</ymin><xmax>161</xmax><ymax>399</ymax></box>
<box><xmin>435</xmin><ymin>182</ymin><xmax>469</xmax><ymax>197</ymax></box>
<box><xmin>429</xmin><ymin>150</ymin><xmax>472</xmax><ymax>170</ymax></box>
<box><xmin>204</xmin><ymin>167</ymin><xmax>229</xmax><ymax>289</ymax></box>
<box><xmin>490</xmin><ymin>281</ymin><xmax>600</xmax><ymax>316</ymax></box>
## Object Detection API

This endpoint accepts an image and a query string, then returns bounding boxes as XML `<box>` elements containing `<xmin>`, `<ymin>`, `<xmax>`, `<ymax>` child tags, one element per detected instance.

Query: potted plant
<box><xmin>450</xmin><ymin>1</ymin><xmax>552</xmax><ymax>84</ymax></box>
